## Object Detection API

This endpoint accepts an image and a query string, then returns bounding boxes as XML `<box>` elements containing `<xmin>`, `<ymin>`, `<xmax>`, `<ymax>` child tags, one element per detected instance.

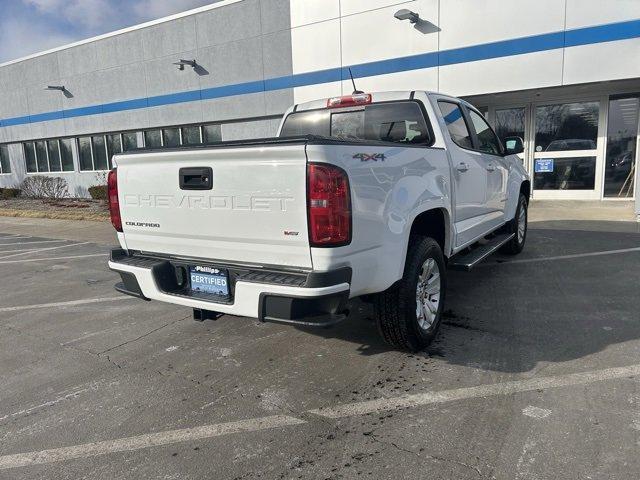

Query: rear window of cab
<box><xmin>280</xmin><ymin>101</ymin><xmax>432</xmax><ymax>145</ymax></box>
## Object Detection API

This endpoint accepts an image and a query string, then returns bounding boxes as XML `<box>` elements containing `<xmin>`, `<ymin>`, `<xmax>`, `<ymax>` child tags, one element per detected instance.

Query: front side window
<box><xmin>437</xmin><ymin>101</ymin><xmax>472</xmax><ymax>149</ymax></box>
<box><xmin>468</xmin><ymin>109</ymin><xmax>503</xmax><ymax>155</ymax></box>
<box><xmin>0</xmin><ymin>145</ymin><xmax>11</xmax><ymax>174</ymax></box>
<box><xmin>280</xmin><ymin>102</ymin><xmax>432</xmax><ymax>145</ymax></box>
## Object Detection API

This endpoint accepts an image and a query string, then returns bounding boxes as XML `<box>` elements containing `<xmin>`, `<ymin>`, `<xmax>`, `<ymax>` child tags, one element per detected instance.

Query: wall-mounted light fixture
<box><xmin>45</xmin><ymin>85</ymin><xmax>67</xmax><ymax>92</ymax></box>
<box><xmin>394</xmin><ymin>9</ymin><xmax>421</xmax><ymax>24</ymax></box>
<box><xmin>173</xmin><ymin>59</ymin><xmax>198</xmax><ymax>71</ymax></box>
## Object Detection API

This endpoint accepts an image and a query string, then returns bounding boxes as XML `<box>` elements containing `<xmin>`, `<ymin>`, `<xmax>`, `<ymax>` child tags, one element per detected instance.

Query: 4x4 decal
<box><xmin>353</xmin><ymin>153</ymin><xmax>386</xmax><ymax>162</ymax></box>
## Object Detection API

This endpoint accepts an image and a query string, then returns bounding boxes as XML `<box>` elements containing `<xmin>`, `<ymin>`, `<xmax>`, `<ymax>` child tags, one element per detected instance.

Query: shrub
<box><xmin>20</xmin><ymin>176</ymin><xmax>69</xmax><ymax>199</ymax></box>
<box><xmin>88</xmin><ymin>185</ymin><xmax>108</xmax><ymax>201</ymax></box>
<box><xmin>0</xmin><ymin>188</ymin><xmax>20</xmax><ymax>199</ymax></box>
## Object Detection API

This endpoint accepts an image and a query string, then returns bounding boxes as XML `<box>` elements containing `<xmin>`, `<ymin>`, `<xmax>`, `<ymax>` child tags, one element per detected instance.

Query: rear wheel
<box><xmin>373</xmin><ymin>236</ymin><xmax>446</xmax><ymax>351</ymax></box>
<box><xmin>500</xmin><ymin>193</ymin><xmax>528</xmax><ymax>255</ymax></box>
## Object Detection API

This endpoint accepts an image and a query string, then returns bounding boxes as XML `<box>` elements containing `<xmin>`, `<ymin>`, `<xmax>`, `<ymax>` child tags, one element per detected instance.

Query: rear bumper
<box><xmin>108</xmin><ymin>249</ymin><xmax>351</xmax><ymax>326</ymax></box>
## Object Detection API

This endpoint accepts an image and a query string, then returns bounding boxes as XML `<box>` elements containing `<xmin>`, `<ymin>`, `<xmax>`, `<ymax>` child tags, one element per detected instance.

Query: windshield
<box><xmin>280</xmin><ymin>101</ymin><xmax>431</xmax><ymax>145</ymax></box>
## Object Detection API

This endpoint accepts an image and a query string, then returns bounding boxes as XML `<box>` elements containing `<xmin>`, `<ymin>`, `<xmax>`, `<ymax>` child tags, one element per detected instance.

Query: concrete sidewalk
<box><xmin>0</xmin><ymin>216</ymin><xmax>117</xmax><ymax>245</ymax></box>
<box><xmin>529</xmin><ymin>200</ymin><xmax>636</xmax><ymax>223</ymax></box>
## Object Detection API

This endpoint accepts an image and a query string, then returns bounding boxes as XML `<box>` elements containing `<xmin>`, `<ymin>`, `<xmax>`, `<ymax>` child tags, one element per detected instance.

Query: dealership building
<box><xmin>0</xmin><ymin>0</ymin><xmax>639</xmax><ymax>208</ymax></box>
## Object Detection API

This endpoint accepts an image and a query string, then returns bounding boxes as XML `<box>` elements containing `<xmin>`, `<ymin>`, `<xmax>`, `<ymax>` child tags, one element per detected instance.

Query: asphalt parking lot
<box><xmin>0</xmin><ymin>218</ymin><xmax>639</xmax><ymax>480</ymax></box>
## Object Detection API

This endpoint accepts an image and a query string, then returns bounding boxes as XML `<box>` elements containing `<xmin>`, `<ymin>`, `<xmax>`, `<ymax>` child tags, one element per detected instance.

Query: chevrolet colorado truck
<box><xmin>108</xmin><ymin>91</ymin><xmax>530</xmax><ymax>351</ymax></box>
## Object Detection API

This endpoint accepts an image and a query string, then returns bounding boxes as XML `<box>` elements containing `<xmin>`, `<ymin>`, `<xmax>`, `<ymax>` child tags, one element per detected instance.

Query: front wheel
<box><xmin>500</xmin><ymin>193</ymin><xmax>528</xmax><ymax>255</ymax></box>
<box><xmin>373</xmin><ymin>236</ymin><xmax>446</xmax><ymax>351</ymax></box>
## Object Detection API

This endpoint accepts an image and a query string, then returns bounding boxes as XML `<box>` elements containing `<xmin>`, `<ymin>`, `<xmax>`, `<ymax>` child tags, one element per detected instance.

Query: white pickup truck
<box><xmin>108</xmin><ymin>91</ymin><xmax>530</xmax><ymax>351</ymax></box>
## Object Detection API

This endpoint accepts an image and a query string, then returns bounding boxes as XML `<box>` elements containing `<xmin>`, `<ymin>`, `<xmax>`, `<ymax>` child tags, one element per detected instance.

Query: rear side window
<box><xmin>438</xmin><ymin>101</ymin><xmax>472</xmax><ymax>149</ymax></box>
<box><xmin>280</xmin><ymin>102</ymin><xmax>432</xmax><ymax>145</ymax></box>
<box><xmin>468</xmin><ymin>109</ymin><xmax>503</xmax><ymax>155</ymax></box>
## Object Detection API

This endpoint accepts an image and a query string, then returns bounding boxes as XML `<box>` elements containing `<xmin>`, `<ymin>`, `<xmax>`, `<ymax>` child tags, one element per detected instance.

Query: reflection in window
<box><xmin>604</xmin><ymin>96</ymin><xmax>638</xmax><ymax>198</ymax></box>
<box><xmin>469</xmin><ymin>109</ymin><xmax>502</xmax><ymax>154</ymax></box>
<box><xmin>182</xmin><ymin>126</ymin><xmax>201</xmax><ymax>145</ymax></box>
<box><xmin>203</xmin><ymin>124</ymin><xmax>222</xmax><ymax>144</ymax></box>
<box><xmin>534</xmin><ymin>156</ymin><xmax>596</xmax><ymax>190</ymax></box>
<box><xmin>78</xmin><ymin>137</ymin><xmax>93</xmax><ymax>171</ymax></box>
<box><xmin>60</xmin><ymin>139</ymin><xmax>74</xmax><ymax>171</ymax></box>
<box><xmin>438</xmin><ymin>101</ymin><xmax>472</xmax><ymax>149</ymax></box>
<box><xmin>495</xmin><ymin>108</ymin><xmax>525</xmax><ymax>145</ymax></box>
<box><xmin>0</xmin><ymin>145</ymin><xmax>11</xmax><ymax>174</ymax></box>
<box><xmin>535</xmin><ymin>102</ymin><xmax>599</xmax><ymax>152</ymax></box>
<box><xmin>163</xmin><ymin>128</ymin><xmax>180</xmax><ymax>148</ymax></box>
<box><xmin>24</xmin><ymin>142</ymin><xmax>37</xmax><ymax>173</ymax></box>
<box><xmin>144</xmin><ymin>130</ymin><xmax>162</xmax><ymax>148</ymax></box>
<box><xmin>47</xmin><ymin>140</ymin><xmax>62</xmax><ymax>172</ymax></box>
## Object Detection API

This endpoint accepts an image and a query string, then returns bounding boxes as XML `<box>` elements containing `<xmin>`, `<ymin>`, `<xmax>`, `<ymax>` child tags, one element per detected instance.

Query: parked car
<box><xmin>107</xmin><ymin>91</ymin><xmax>530</xmax><ymax>351</ymax></box>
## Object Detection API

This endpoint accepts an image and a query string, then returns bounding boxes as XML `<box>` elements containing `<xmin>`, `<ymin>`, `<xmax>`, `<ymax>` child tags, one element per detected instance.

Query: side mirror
<box><xmin>503</xmin><ymin>136</ymin><xmax>524</xmax><ymax>155</ymax></box>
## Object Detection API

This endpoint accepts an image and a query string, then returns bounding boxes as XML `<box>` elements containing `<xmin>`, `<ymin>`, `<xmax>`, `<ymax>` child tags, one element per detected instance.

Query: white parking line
<box><xmin>486</xmin><ymin>246</ymin><xmax>640</xmax><ymax>266</ymax></box>
<box><xmin>0</xmin><ymin>416</ymin><xmax>305</xmax><ymax>470</ymax></box>
<box><xmin>0</xmin><ymin>240</ymin><xmax>67</xmax><ymax>246</ymax></box>
<box><xmin>0</xmin><ymin>296</ymin><xmax>134</xmax><ymax>313</ymax></box>
<box><xmin>0</xmin><ymin>242</ymin><xmax>89</xmax><ymax>260</ymax></box>
<box><xmin>0</xmin><ymin>253</ymin><xmax>106</xmax><ymax>265</ymax></box>
<box><xmin>0</xmin><ymin>363</ymin><xmax>638</xmax><ymax>470</ymax></box>
<box><xmin>308</xmin><ymin>363</ymin><xmax>640</xmax><ymax>418</ymax></box>
<box><xmin>0</xmin><ymin>248</ymin><xmax>42</xmax><ymax>254</ymax></box>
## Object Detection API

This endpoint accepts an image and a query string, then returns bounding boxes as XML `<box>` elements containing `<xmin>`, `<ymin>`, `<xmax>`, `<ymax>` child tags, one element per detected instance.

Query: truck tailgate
<box><xmin>116</xmin><ymin>142</ymin><xmax>311</xmax><ymax>269</ymax></box>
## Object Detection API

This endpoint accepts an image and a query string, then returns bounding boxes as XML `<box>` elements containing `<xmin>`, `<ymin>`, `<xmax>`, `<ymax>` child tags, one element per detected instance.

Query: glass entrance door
<box><xmin>532</xmin><ymin>101</ymin><xmax>601</xmax><ymax>199</ymax></box>
<box><xmin>603</xmin><ymin>96</ymin><xmax>639</xmax><ymax>199</ymax></box>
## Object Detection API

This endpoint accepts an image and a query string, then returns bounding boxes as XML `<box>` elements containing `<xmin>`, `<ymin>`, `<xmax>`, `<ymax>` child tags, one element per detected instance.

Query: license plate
<box><xmin>189</xmin><ymin>266</ymin><xmax>229</xmax><ymax>296</ymax></box>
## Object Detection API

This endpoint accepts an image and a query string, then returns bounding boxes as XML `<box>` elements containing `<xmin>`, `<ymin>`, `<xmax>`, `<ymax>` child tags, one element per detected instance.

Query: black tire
<box><xmin>373</xmin><ymin>236</ymin><xmax>446</xmax><ymax>351</ymax></box>
<box><xmin>500</xmin><ymin>193</ymin><xmax>528</xmax><ymax>255</ymax></box>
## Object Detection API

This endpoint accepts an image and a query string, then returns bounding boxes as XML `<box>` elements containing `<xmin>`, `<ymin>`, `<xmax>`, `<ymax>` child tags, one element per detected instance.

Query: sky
<box><xmin>0</xmin><ymin>0</ymin><xmax>218</xmax><ymax>63</ymax></box>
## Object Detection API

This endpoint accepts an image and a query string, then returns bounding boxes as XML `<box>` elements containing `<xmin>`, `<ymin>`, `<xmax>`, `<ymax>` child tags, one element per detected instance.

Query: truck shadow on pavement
<box><xmin>295</xmin><ymin>223</ymin><xmax>640</xmax><ymax>373</ymax></box>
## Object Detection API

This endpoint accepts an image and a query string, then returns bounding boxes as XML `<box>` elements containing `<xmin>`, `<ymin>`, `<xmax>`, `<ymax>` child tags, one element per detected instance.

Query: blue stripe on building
<box><xmin>1</xmin><ymin>18</ymin><xmax>639</xmax><ymax>129</ymax></box>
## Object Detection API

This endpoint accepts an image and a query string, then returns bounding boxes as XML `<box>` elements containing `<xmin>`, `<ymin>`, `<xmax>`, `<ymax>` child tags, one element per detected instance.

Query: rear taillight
<box><xmin>307</xmin><ymin>163</ymin><xmax>351</xmax><ymax>247</ymax></box>
<box><xmin>107</xmin><ymin>169</ymin><xmax>122</xmax><ymax>232</ymax></box>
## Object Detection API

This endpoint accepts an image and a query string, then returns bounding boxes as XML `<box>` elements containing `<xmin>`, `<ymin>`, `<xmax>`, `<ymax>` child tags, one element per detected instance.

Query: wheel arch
<box><xmin>408</xmin><ymin>207</ymin><xmax>452</xmax><ymax>258</ymax></box>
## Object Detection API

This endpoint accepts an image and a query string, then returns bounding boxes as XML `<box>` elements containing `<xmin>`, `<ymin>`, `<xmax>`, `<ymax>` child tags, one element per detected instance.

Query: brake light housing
<box><xmin>307</xmin><ymin>163</ymin><xmax>351</xmax><ymax>247</ymax></box>
<box><xmin>327</xmin><ymin>93</ymin><xmax>372</xmax><ymax>108</ymax></box>
<box><xmin>107</xmin><ymin>169</ymin><xmax>122</xmax><ymax>232</ymax></box>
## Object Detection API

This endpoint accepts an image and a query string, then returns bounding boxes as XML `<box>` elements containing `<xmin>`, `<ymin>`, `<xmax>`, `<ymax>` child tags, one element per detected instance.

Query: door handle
<box><xmin>456</xmin><ymin>162</ymin><xmax>469</xmax><ymax>173</ymax></box>
<box><xmin>179</xmin><ymin>167</ymin><xmax>213</xmax><ymax>190</ymax></box>
<box><xmin>486</xmin><ymin>163</ymin><xmax>496</xmax><ymax>172</ymax></box>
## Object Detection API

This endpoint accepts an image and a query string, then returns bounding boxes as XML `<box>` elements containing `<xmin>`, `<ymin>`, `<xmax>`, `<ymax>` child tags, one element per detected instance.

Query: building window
<box><xmin>24</xmin><ymin>142</ymin><xmax>37</xmax><ymax>173</ymax></box>
<box><xmin>122</xmin><ymin>132</ymin><xmax>139</xmax><ymax>151</ymax></box>
<box><xmin>144</xmin><ymin>130</ymin><xmax>162</xmax><ymax>148</ymax></box>
<box><xmin>182</xmin><ymin>126</ymin><xmax>201</xmax><ymax>145</ymax></box>
<box><xmin>35</xmin><ymin>141</ymin><xmax>48</xmax><ymax>172</ymax></box>
<box><xmin>47</xmin><ymin>140</ymin><xmax>62</xmax><ymax>172</ymax></box>
<box><xmin>202</xmin><ymin>124</ymin><xmax>222</xmax><ymax>144</ymax></box>
<box><xmin>78</xmin><ymin>137</ymin><xmax>93</xmax><ymax>171</ymax></box>
<box><xmin>0</xmin><ymin>145</ymin><xmax>11</xmax><ymax>174</ymax></box>
<box><xmin>60</xmin><ymin>139</ymin><xmax>74</xmax><ymax>171</ymax></box>
<box><xmin>92</xmin><ymin>136</ymin><xmax>108</xmax><ymax>170</ymax></box>
<box><xmin>162</xmin><ymin>128</ymin><xmax>180</xmax><ymax>147</ymax></box>
<box><xmin>106</xmin><ymin>134</ymin><xmax>122</xmax><ymax>168</ymax></box>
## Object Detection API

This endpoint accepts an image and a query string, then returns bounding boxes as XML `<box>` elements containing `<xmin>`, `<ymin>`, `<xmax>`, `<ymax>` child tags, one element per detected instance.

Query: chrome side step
<box><xmin>449</xmin><ymin>233</ymin><xmax>514</xmax><ymax>271</ymax></box>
